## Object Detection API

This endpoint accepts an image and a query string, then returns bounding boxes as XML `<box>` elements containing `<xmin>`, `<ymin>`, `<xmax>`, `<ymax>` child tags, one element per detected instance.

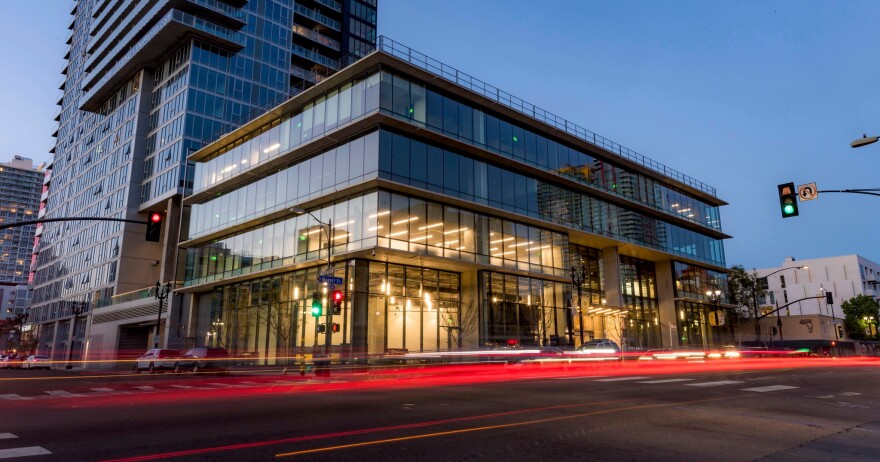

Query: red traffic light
<box><xmin>145</xmin><ymin>212</ymin><xmax>163</xmax><ymax>242</ymax></box>
<box><xmin>332</xmin><ymin>290</ymin><xmax>343</xmax><ymax>302</ymax></box>
<box><xmin>331</xmin><ymin>322</ymin><xmax>340</xmax><ymax>333</ymax></box>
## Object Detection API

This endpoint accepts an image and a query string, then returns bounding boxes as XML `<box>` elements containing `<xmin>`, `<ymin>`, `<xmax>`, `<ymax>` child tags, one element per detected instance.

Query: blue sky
<box><xmin>2</xmin><ymin>1</ymin><xmax>879</xmax><ymax>270</ymax></box>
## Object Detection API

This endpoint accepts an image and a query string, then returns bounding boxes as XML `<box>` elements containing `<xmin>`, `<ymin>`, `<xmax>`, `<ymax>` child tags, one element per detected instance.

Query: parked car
<box><xmin>22</xmin><ymin>355</ymin><xmax>51</xmax><ymax>370</ymax></box>
<box><xmin>574</xmin><ymin>339</ymin><xmax>622</xmax><ymax>361</ymax></box>
<box><xmin>1</xmin><ymin>354</ymin><xmax>25</xmax><ymax>369</ymax></box>
<box><xmin>132</xmin><ymin>349</ymin><xmax>181</xmax><ymax>374</ymax></box>
<box><xmin>174</xmin><ymin>347</ymin><xmax>229</xmax><ymax>374</ymax></box>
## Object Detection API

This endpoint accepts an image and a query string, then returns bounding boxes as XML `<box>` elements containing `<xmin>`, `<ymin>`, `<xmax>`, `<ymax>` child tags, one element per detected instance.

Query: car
<box><xmin>22</xmin><ymin>355</ymin><xmax>51</xmax><ymax>370</ymax></box>
<box><xmin>1</xmin><ymin>353</ymin><xmax>24</xmax><ymax>369</ymax></box>
<box><xmin>574</xmin><ymin>339</ymin><xmax>622</xmax><ymax>361</ymax></box>
<box><xmin>132</xmin><ymin>349</ymin><xmax>181</xmax><ymax>374</ymax></box>
<box><xmin>707</xmin><ymin>345</ymin><xmax>741</xmax><ymax>359</ymax></box>
<box><xmin>173</xmin><ymin>347</ymin><xmax>229</xmax><ymax>374</ymax></box>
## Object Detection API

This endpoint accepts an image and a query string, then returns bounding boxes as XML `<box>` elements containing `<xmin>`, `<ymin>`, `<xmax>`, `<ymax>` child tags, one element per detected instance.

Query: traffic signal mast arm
<box><xmin>757</xmin><ymin>295</ymin><xmax>824</xmax><ymax>320</ymax></box>
<box><xmin>818</xmin><ymin>188</ymin><xmax>880</xmax><ymax>197</ymax></box>
<box><xmin>0</xmin><ymin>216</ymin><xmax>149</xmax><ymax>231</ymax></box>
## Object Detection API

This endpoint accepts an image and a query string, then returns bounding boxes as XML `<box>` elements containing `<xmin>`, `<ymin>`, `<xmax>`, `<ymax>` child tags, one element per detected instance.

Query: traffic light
<box><xmin>331</xmin><ymin>322</ymin><xmax>340</xmax><ymax>333</ymax></box>
<box><xmin>825</xmin><ymin>291</ymin><xmax>834</xmax><ymax>305</ymax></box>
<box><xmin>777</xmin><ymin>182</ymin><xmax>799</xmax><ymax>218</ymax></box>
<box><xmin>317</xmin><ymin>323</ymin><xmax>326</xmax><ymax>334</ymax></box>
<box><xmin>771</xmin><ymin>326</ymin><xmax>778</xmax><ymax>336</ymax></box>
<box><xmin>331</xmin><ymin>290</ymin><xmax>343</xmax><ymax>315</ymax></box>
<box><xmin>837</xmin><ymin>325</ymin><xmax>845</xmax><ymax>339</ymax></box>
<box><xmin>145</xmin><ymin>212</ymin><xmax>163</xmax><ymax>242</ymax></box>
<box><xmin>310</xmin><ymin>292</ymin><xmax>322</xmax><ymax>317</ymax></box>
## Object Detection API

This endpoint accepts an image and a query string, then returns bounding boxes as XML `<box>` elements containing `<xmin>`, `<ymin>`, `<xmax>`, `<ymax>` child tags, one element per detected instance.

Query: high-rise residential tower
<box><xmin>32</xmin><ymin>0</ymin><xmax>377</xmax><ymax>364</ymax></box>
<box><xmin>0</xmin><ymin>156</ymin><xmax>42</xmax><ymax>321</ymax></box>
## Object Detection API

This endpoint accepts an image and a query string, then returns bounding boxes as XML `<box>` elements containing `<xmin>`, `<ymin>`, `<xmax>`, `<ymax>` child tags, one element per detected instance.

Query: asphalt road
<box><xmin>1</xmin><ymin>359</ymin><xmax>879</xmax><ymax>461</ymax></box>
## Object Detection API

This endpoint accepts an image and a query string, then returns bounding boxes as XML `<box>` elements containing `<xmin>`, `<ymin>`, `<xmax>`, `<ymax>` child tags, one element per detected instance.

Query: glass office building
<box><xmin>32</xmin><ymin>0</ymin><xmax>377</xmax><ymax>364</ymax></box>
<box><xmin>181</xmin><ymin>37</ymin><xmax>732</xmax><ymax>364</ymax></box>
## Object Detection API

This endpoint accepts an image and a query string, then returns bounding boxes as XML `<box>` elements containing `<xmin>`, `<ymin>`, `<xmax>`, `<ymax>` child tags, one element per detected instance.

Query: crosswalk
<box><xmin>0</xmin><ymin>433</ymin><xmax>51</xmax><ymax>459</ymax></box>
<box><xmin>556</xmin><ymin>374</ymin><xmax>803</xmax><ymax>394</ymax></box>
<box><xmin>0</xmin><ymin>377</ymin><xmax>348</xmax><ymax>402</ymax></box>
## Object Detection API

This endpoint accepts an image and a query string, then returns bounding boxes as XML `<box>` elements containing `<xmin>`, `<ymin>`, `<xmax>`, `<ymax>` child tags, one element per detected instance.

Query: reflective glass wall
<box><xmin>193</xmin><ymin>72</ymin><xmax>381</xmax><ymax>193</ymax></box>
<box><xmin>377</xmin><ymin>71</ymin><xmax>723</xmax><ymax>231</ymax></box>
<box><xmin>190</xmin><ymin>131</ymin><xmax>379</xmax><ymax>238</ymax></box>
<box><xmin>673</xmin><ymin>261</ymin><xmax>733</xmax><ymax>348</ymax></box>
<box><xmin>185</xmin><ymin>189</ymin><xmax>570</xmax><ymax>286</ymax></box>
<box><xmin>366</xmin><ymin>262</ymin><xmax>461</xmax><ymax>355</ymax></box>
<box><xmin>479</xmin><ymin>271</ymin><xmax>571</xmax><ymax>347</ymax></box>
<box><xmin>379</xmin><ymin>129</ymin><xmax>725</xmax><ymax>266</ymax></box>
<box><xmin>619</xmin><ymin>255</ymin><xmax>661</xmax><ymax>349</ymax></box>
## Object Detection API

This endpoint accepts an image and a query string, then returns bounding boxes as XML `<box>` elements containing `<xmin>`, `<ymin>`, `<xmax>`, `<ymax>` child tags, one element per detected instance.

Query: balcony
<box><xmin>306</xmin><ymin>0</ymin><xmax>342</xmax><ymax>13</ymax></box>
<box><xmin>292</xmin><ymin>24</ymin><xmax>339</xmax><ymax>51</ymax></box>
<box><xmin>184</xmin><ymin>0</ymin><xmax>246</xmax><ymax>28</ymax></box>
<box><xmin>292</xmin><ymin>44</ymin><xmax>338</xmax><ymax>70</ymax></box>
<box><xmin>293</xmin><ymin>4</ymin><xmax>340</xmax><ymax>31</ymax></box>
<box><xmin>80</xmin><ymin>9</ymin><xmax>244</xmax><ymax>112</ymax></box>
<box><xmin>291</xmin><ymin>65</ymin><xmax>317</xmax><ymax>84</ymax></box>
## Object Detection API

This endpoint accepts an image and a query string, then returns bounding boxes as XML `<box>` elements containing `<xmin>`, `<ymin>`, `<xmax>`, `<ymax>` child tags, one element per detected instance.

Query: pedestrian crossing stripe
<box><xmin>0</xmin><ymin>446</ymin><xmax>52</xmax><ymax>458</ymax></box>
<box><xmin>687</xmin><ymin>380</ymin><xmax>743</xmax><ymax>387</ymax></box>
<box><xmin>0</xmin><ymin>394</ymin><xmax>32</xmax><ymax>400</ymax></box>
<box><xmin>742</xmin><ymin>385</ymin><xmax>799</xmax><ymax>393</ymax></box>
<box><xmin>0</xmin><ymin>434</ymin><xmax>16</xmax><ymax>440</ymax></box>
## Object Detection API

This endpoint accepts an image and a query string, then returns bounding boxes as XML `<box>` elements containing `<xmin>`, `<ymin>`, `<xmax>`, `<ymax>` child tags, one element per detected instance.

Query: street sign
<box><xmin>318</xmin><ymin>275</ymin><xmax>344</xmax><ymax>285</ymax></box>
<box><xmin>798</xmin><ymin>182</ymin><xmax>818</xmax><ymax>201</ymax></box>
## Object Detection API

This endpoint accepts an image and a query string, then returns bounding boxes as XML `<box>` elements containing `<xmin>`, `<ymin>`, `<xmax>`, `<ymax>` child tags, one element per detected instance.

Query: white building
<box><xmin>754</xmin><ymin>255</ymin><xmax>880</xmax><ymax>353</ymax></box>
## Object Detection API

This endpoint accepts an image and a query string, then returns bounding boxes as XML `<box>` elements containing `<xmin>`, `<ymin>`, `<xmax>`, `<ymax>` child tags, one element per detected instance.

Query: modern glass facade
<box><xmin>673</xmin><ymin>261</ymin><xmax>733</xmax><ymax>347</ymax></box>
<box><xmin>182</xmin><ymin>38</ymin><xmax>732</xmax><ymax>363</ymax></box>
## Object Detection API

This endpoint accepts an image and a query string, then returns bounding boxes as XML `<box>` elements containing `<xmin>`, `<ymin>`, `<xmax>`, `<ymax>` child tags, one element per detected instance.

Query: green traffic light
<box><xmin>311</xmin><ymin>299</ymin><xmax>323</xmax><ymax>317</ymax></box>
<box><xmin>783</xmin><ymin>204</ymin><xmax>796</xmax><ymax>215</ymax></box>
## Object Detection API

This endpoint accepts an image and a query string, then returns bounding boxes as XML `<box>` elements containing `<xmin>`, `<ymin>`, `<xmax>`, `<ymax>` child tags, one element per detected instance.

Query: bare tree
<box><xmin>441</xmin><ymin>300</ymin><xmax>479</xmax><ymax>350</ymax></box>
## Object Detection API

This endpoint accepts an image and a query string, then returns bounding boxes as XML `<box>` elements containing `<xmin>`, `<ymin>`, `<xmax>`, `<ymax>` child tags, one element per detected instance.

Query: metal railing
<box><xmin>374</xmin><ymin>36</ymin><xmax>717</xmax><ymax>197</ymax></box>
<box><xmin>293</xmin><ymin>4</ymin><xmax>340</xmax><ymax>30</ymax></box>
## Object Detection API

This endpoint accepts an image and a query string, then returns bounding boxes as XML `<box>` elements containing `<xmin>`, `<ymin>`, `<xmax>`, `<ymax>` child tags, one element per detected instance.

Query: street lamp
<box><xmin>66</xmin><ymin>302</ymin><xmax>85</xmax><ymax>369</ymax></box>
<box><xmin>290</xmin><ymin>206</ymin><xmax>333</xmax><ymax>271</ymax></box>
<box><xmin>851</xmin><ymin>134</ymin><xmax>879</xmax><ymax>149</ymax></box>
<box><xmin>154</xmin><ymin>281</ymin><xmax>173</xmax><ymax>348</ymax></box>
<box><xmin>706</xmin><ymin>289</ymin><xmax>723</xmax><ymax>347</ymax></box>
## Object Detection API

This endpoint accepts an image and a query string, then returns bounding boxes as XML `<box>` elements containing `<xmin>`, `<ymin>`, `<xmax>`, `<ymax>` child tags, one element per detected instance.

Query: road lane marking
<box><xmin>0</xmin><ymin>394</ymin><xmax>32</xmax><ymax>401</ymax></box>
<box><xmin>741</xmin><ymin>385</ymin><xmax>799</xmax><ymax>393</ymax></box>
<box><xmin>0</xmin><ymin>446</ymin><xmax>52</xmax><ymax>459</ymax></box>
<box><xmin>687</xmin><ymin>380</ymin><xmax>742</xmax><ymax>387</ymax></box>
<box><xmin>0</xmin><ymin>434</ymin><xmax>16</xmax><ymax>440</ymax></box>
<box><xmin>638</xmin><ymin>378</ymin><xmax>694</xmax><ymax>384</ymax></box>
<box><xmin>840</xmin><ymin>392</ymin><xmax>861</xmax><ymax>396</ymax></box>
<box><xmin>134</xmin><ymin>386</ymin><xmax>155</xmax><ymax>390</ymax></box>
<box><xmin>594</xmin><ymin>376</ymin><xmax>651</xmax><ymax>382</ymax></box>
<box><xmin>169</xmin><ymin>385</ymin><xmax>193</xmax><ymax>389</ymax></box>
<box><xmin>45</xmin><ymin>390</ymin><xmax>83</xmax><ymax>397</ymax></box>
<box><xmin>91</xmin><ymin>388</ymin><xmax>115</xmax><ymax>392</ymax></box>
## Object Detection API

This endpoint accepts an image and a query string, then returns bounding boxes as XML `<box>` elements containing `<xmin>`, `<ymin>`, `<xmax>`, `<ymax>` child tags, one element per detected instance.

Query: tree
<box><xmin>726</xmin><ymin>265</ymin><xmax>766</xmax><ymax>342</ymax></box>
<box><xmin>441</xmin><ymin>300</ymin><xmax>478</xmax><ymax>350</ymax></box>
<box><xmin>841</xmin><ymin>295</ymin><xmax>880</xmax><ymax>341</ymax></box>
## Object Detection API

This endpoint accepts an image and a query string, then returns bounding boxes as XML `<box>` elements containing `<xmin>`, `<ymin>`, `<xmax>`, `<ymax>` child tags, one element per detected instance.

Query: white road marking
<box><xmin>687</xmin><ymin>380</ymin><xmax>743</xmax><ymax>387</ymax></box>
<box><xmin>45</xmin><ymin>390</ymin><xmax>82</xmax><ymax>397</ymax></box>
<box><xmin>742</xmin><ymin>385</ymin><xmax>799</xmax><ymax>393</ymax></box>
<box><xmin>91</xmin><ymin>388</ymin><xmax>114</xmax><ymax>392</ymax></box>
<box><xmin>0</xmin><ymin>434</ymin><xmax>16</xmax><ymax>440</ymax></box>
<box><xmin>0</xmin><ymin>446</ymin><xmax>52</xmax><ymax>458</ymax></box>
<box><xmin>0</xmin><ymin>394</ymin><xmax>32</xmax><ymax>401</ymax></box>
<box><xmin>134</xmin><ymin>386</ymin><xmax>155</xmax><ymax>390</ymax></box>
<box><xmin>594</xmin><ymin>376</ymin><xmax>652</xmax><ymax>382</ymax></box>
<box><xmin>554</xmin><ymin>376</ymin><xmax>608</xmax><ymax>380</ymax></box>
<box><xmin>638</xmin><ymin>378</ymin><xmax>694</xmax><ymax>384</ymax></box>
<box><xmin>841</xmin><ymin>392</ymin><xmax>862</xmax><ymax>396</ymax></box>
<box><xmin>169</xmin><ymin>385</ymin><xmax>193</xmax><ymax>389</ymax></box>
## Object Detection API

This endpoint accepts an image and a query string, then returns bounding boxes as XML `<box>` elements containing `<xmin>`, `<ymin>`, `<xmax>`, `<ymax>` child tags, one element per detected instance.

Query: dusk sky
<box><xmin>2</xmin><ymin>0</ymin><xmax>879</xmax><ymax>270</ymax></box>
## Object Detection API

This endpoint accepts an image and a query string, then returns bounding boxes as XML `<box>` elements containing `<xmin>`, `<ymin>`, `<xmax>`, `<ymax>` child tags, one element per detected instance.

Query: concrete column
<box><xmin>350</xmin><ymin>260</ymin><xmax>370</xmax><ymax>361</ymax></box>
<box><xmin>459</xmin><ymin>270</ymin><xmax>480</xmax><ymax>350</ymax></box>
<box><xmin>601</xmin><ymin>247</ymin><xmax>622</xmax><ymax>340</ymax></box>
<box><xmin>655</xmin><ymin>260</ymin><xmax>678</xmax><ymax>348</ymax></box>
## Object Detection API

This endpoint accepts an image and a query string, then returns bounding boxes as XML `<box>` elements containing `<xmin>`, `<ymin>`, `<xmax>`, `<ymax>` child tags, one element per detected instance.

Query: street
<box><xmin>1</xmin><ymin>358</ymin><xmax>879</xmax><ymax>461</ymax></box>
